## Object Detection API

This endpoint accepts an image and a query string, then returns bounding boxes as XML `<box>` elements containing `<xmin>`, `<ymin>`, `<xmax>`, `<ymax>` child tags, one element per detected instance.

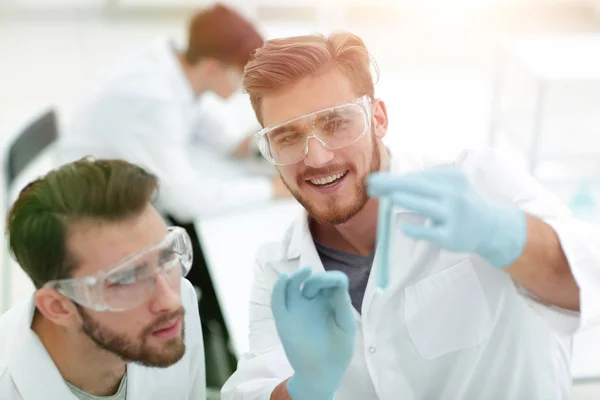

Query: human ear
<box><xmin>372</xmin><ymin>98</ymin><xmax>389</xmax><ymax>139</ymax></box>
<box><xmin>34</xmin><ymin>288</ymin><xmax>80</xmax><ymax>328</ymax></box>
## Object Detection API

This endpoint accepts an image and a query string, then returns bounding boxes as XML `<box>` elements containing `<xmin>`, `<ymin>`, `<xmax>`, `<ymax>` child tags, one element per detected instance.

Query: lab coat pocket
<box><xmin>404</xmin><ymin>259</ymin><xmax>493</xmax><ymax>360</ymax></box>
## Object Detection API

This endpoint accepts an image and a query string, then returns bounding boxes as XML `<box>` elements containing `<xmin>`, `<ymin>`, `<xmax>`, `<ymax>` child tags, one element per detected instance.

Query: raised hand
<box><xmin>368</xmin><ymin>167</ymin><xmax>527</xmax><ymax>268</ymax></box>
<box><xmin>271</xmin><ymin>267</ymin><xmax>357</xmax><ymax>400</ymax></box>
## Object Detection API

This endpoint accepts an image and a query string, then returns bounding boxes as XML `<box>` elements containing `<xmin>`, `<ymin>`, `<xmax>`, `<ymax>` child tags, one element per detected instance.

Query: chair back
<box><xmin>6</xmin><ymin>109</ymin><xmax>59</xmax><ymax>185</ymax></box>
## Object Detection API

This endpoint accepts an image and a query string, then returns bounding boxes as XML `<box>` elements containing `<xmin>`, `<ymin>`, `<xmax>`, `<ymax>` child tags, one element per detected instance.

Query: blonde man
<box><xmin>221</xmin><ymin>32</ymin><xmax>598</xmax><ymax>400</ymax></box>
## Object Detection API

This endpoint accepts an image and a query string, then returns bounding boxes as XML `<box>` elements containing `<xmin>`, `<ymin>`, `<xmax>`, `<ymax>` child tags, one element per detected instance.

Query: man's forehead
<box><xmin>260</xmin><ymin>70</ymin><xmax>358</xmax><ymax>128</ymax></box>
<box><xmin>67</xmin><ymin>216</ymin><xmax>168</xmax><ymax>276</ymax></box>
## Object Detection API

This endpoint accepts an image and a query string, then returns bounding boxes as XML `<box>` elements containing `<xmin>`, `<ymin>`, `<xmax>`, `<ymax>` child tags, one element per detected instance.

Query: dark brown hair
<box><xmin>185</xmin><ymin>4</ymin><xmax>264</xmax><ymax>68</ymax></box>
<box><xmin>6</xmin><ymin>158</ymin><xmax>159</xmax><ymax>289</ymax></box>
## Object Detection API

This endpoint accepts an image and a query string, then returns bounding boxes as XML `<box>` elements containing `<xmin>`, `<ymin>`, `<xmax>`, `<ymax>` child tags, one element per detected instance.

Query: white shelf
<box><xmin>11</xmin><ymin>0</ymin><xmax>105</xmax><ymax>5</ymax></box>
<box><xmin>495</xmin><ymin>112</ymin><xmax>600</xmax><ymax>156</ymax></box>
<box><xmin>502</xmin><ymin>34</ymin><xmax>600</xmax><ymax>82</ymax></box>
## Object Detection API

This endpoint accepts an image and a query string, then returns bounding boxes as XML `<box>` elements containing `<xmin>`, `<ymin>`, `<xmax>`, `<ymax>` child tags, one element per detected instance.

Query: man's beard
<box><xmin>285</xmin><ymin>130</ymin><xmax>382</xmax><ymax>226</ymax></box>
<box><xmin>78</xmin><ymin>306</ymin><xmax>186</xmax><ymax>368</ymax></box>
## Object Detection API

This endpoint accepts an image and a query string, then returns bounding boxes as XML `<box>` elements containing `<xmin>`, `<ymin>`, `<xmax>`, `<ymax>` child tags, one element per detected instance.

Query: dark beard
<box><xmin>78</xmin><ymin>305</ymin><xmax>186</xmax><ymax>368</ymax></box>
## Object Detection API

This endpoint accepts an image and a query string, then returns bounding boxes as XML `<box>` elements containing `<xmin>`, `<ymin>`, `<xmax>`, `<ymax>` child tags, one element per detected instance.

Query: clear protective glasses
<box><xmin>255</xmin><ymin>95</ymin><xmax>373</xmax><ymax>166</ymax></box>
<box><xmin>43</xmin><ymin>226</ymin><xmax>193</xmax><ymax>312</ymax></box>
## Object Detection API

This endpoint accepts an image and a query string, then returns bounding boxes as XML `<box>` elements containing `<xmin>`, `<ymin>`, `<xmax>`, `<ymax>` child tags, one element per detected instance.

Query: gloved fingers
<box><xmin>390</xmin><ymin>192</ymin><xmax>445</xmax><ymax>221</ymax></box>
<box><xmin>368</xmin><ymin>173</ymin><xmax>440</xmax><ymax>198</ymax></box>
<box><xmin>301</xmin><ymin>271</ymin><xmax>349</xmax><ymax>299</ymax></box>
<box><xmin>402</xmin><ymin>223</ymin><xmax>444</xmax><ymax>244</ymax></box>
<box><xmin>270</xmin><ymin>273</ymin><xmax>290</xmax><ymax>321</ymax></box>
<box><xmin>330</xmin><ymin>285</ymin><xmax>357</xmax><ymax>334</ymax></box>
<box><xmin>286</xmin><ymin>267</ymin><xmax>313</xmax><ymax>304</ymax></box>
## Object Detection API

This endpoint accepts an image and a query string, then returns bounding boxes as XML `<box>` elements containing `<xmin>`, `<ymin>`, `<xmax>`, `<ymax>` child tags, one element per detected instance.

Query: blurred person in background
<box><xmin>221</xmin><ymin>32</ymin><xmax>599</xmax><ymax>399</ymax></box>
<box><xmin>0</xmin><ymin>158</ymin><xmax>205</xmax><ymax>400</ymax></box>
<box><xmin>56</xmin><ymin>4</ymin><xmax>290</xmax><ymax>386</ymax></box>
<box><xmin>57</xmin><ymin>4</ymin><xmax>289</xmax><ymax>217</ymax></box>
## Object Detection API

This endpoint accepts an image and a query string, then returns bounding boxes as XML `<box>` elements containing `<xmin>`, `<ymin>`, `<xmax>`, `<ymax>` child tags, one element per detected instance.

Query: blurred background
<box><xmin>2</xmin><ymin>0</ymin><xmax>600</xmax><ymax>398</ymax></box>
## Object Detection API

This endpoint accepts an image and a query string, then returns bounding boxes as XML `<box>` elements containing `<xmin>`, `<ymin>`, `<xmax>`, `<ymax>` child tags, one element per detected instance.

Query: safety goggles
<box><xmin>255</xmin><ymin>95</ymin><xmax>373</xmax><ymax>166</ymax></box>
<box><xmin>43</xmin><ymin>227</ymin><xmax>193</xmax><ymax>312</ymax></box>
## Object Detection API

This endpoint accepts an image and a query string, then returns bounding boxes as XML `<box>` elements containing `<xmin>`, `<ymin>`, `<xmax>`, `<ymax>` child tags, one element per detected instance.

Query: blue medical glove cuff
<box><xmin>476</xmin><ymin>205</ymin><xmax>527</xmax><ymax>268</ymax></box>
<box><xmin>287</xmin><ymin>375</ymin><xmax>335</xmax><ymax>400</ymax></box>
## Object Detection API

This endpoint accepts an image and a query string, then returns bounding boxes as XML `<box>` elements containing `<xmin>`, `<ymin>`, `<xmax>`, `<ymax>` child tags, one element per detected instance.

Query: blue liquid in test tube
<box><xmin>376</xmin><ymin>196</ymin><xmax>393</xmax><ymax>288</ymax></box>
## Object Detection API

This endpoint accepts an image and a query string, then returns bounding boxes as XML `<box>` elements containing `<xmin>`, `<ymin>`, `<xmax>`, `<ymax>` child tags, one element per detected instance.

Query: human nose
<box><xmin>149</xmin><ymin>274</ymin><xmax>181</xmax><ymax>314</ymax></box>
<box><xmin>303</xmin><ymin>136</ymin><xmax>335</xmax><ymax>168</ymax></box>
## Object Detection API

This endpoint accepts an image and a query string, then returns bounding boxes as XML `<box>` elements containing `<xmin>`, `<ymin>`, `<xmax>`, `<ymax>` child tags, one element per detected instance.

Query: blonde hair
<box><xmin>243</xmin><ymin>32</ymin><xmax>378</xmax><ymax>125</ymax></box>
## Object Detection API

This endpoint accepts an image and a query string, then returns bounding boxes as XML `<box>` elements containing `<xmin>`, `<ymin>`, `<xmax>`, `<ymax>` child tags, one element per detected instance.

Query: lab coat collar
<box><xmin>8</xmin><ymin>296</ymin><xmax>77</xmax><ymax>399</ymax></box>
<box><xmin>284</xmin><ymin>148</ymin><xmax>423</xmax><ymax>261</ymax></box>
<box><xmin>7</xmin><ymin>296</ymin><xmax>157</xmax><ymax>400</ymax></box>
<box><xmin>285</xmin><ymin>210</ymin><xmax>326</xmax><ymax>275</ymax></box>
<box><xmin>154</xmin><ymin>36</ymin><xmax>195</xmax><ymax>105</ymax></box>
<box><xmin>286</xmin><ymin>209</ymin><xmax>309</xmax><ymax>260</ymax></box>
<box><xmin>126</xmin><ymin>364</ymin><xmax>157</xmax><ymax>399</ymax></box>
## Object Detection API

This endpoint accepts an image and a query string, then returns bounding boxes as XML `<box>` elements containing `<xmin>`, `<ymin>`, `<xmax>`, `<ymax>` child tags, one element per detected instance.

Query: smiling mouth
<box><xmin>306</xmin><ymin>170</ymin><xmax>349</xmax><ymax>188</ymax></box>
<box><xmin>153</xmin><ymin>318</ymin><xmax>178</xmax><ymax>332</ymax></box>
<box><xmin>151</xmin><ymin>319</ymin><xmax>181</xmax><ymax>339</ymax></box>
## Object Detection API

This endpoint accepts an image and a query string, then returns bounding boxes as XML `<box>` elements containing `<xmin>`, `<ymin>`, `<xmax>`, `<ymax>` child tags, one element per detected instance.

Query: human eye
<box><xmin>273</xmin><ymin>131</ymin><xmax>302</xmax><ymax>145</ymax></box>
<box><xmin>106</xmin><ymin>266</ymin><xmax>143</xmax><ymax>287</ymax></box>
<box><xmin>107</xmin><ymin>273</ymin><xmax>135</xmax><ymax>287</ymax></box>
<box><xmin>327</xmin><ymin>118</ymin><xmax>349</xmax><ymax>129</ymax></box>
<box><xmin>323</xmin><ymin>116</ymin><xmax>354</xmax><ymax>135</ymax></box>
<box><xmin>159</xmin><ymin>248</ymin><xmax>178</xmax><ymax>264</ymax></box>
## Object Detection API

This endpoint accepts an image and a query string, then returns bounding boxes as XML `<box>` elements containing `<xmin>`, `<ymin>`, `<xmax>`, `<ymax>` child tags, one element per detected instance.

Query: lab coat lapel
<box><xmin>361</xmin><ymin>211</ymin><xmax>398</xmax><ymax>318</ymax></box>
<box><xmin>126</xmin><ymin>364</ymin><xmax>156</xmax><ymax>400</ymax></box>
<box><xmin>286</xmin><ymin>209</ymin><xmax>326</xmax><ymax>275</ymax></box>
<box><xmin>299</xmin><ymin>235</ymin><xmax>326</xmax><ymax>275</ymax></box>
<box><xmin>9</xmin><ymin>298</ymin><xmax>77</xmax><ymax>400</ymax></box>
<box><xmin>287</xmin><ymin>209</ymin><xmax>362</xmax><ymax>319</ymax></box>
<box><xmin>361</xmin><ymin>150</ymin><xmax>427</xmax><ymax>318</ymax></box>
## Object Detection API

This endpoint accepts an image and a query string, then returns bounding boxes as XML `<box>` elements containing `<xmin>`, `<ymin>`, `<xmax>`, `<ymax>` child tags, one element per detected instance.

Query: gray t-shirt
<box><xmin>66</xmin><ymin>373</ymin><xmax>127</xmax><ymax>400</ymax></box>
<box><xmin>314</xmin><ymin>240</ymin><xmax>374</xmax><ymax>313</ymax></box>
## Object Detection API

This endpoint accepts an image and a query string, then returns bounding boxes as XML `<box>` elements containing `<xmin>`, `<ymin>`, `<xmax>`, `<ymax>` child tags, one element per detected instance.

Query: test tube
<box><xmin>376</xmin><ymin>196</ymin><xmax>393</xmax><ymax>289</ymax></box>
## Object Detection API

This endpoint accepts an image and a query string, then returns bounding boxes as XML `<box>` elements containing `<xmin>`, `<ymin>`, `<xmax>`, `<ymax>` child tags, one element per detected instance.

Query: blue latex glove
<box><xmin>271</xmin><ymin>267</ymin><xmax>357</xmax><ymax>400</ymax></box>
<box><xmin>368</xmin><ymin>167</ymin><xmax>527</xmax><ymax>268</ymax></box>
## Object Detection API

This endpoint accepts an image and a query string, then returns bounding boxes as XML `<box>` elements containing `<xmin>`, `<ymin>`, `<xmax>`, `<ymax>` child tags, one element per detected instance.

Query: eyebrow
<box><xmin>106</xmin><ymin>265</ymin><xmax>144</xmax><ymax>283</ymax></box>
<box><xmin>315</xmin><ymin>110</ymin><xmax>344</xmax><ymax>124</ymax></box>
<box><xmin>269</xmin><ymin>109</ymin><xmax>348</xmax><ymax>137</ymax></box>
<box><xmin>269</xmin><ymin>124</ymin><xmax>300</xmax><ymax>138</ymax></box>
<box><xmin>325</xmin><ymin>109</ymin><xmax>344</xmax><ymax>117</ymax></box>
<box><xmin>159</xmin><ymin>247</ymin><xmax>175</xmax><ymax>260</ymax></box>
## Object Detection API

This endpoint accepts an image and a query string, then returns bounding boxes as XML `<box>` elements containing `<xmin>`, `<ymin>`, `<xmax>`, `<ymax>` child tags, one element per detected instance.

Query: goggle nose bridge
<box><xmin>301</xmin><ymin>131</ymin><xmax>331</xmax><ymax>160</ymax></box>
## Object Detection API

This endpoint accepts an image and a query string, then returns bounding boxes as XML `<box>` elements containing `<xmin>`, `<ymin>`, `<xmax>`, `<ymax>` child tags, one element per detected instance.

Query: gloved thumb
<box><xmin>330</xmin><ymin>282</ymin><xmax>356</xmax><ymax>335</ymax></box>
<box><xmin>302</xmin><ymin>271</ymin><xmax>348</xmax><ymax>299</ymax></box>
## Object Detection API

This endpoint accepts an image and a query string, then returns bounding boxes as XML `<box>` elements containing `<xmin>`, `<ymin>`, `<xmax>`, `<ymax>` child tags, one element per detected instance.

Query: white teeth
<box><xmin>310</xmin><ymin>171</ymin><xmax>347</xmax><ymax>186</ymax></box>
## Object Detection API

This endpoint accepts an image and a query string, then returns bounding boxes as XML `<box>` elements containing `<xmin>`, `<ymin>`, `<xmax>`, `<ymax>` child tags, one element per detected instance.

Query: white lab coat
<box><xmin>221</xmin><ymin>147</ymin><xmax>600</xmax><ymax>400</ymax></box>
<box><xmin>56</xmin><ymin>37</ymin><xmax>272</xmax><ymax>223</ymax></box>
<box><xmin>0</xmin><ymin>278</ymin><xmax>206</xmax><ymax>400</ymax></box>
